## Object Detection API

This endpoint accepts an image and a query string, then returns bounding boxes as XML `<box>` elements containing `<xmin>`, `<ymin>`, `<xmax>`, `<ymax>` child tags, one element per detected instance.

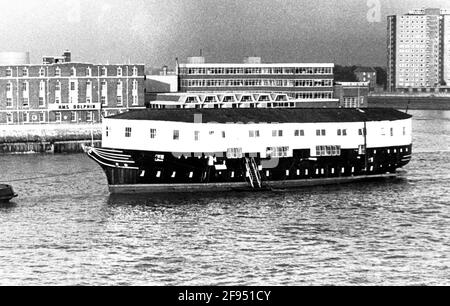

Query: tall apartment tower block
<box><xmin>387</xmin><ymin>8</ymin><xmax>450</xmax><ymax>92</ymax></box>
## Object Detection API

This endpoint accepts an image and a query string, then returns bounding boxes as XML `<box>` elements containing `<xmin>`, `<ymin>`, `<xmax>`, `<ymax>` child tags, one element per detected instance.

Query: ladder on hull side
<box><xmin>244</xmin><ymin>157</ymin><xmax>262</xmax><ymax>189</ymax></box>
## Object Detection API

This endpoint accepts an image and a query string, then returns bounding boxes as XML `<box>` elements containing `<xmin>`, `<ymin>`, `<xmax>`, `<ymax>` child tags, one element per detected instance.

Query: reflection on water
<box><xmin>0</xmin><ymin>110</ymin><xmax>449</xmax><ymax>285</ymax></box>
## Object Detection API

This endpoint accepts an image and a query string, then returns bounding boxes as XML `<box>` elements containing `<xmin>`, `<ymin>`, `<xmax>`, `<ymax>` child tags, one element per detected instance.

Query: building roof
<box><xmin>354</xmin><ymin>67</ymin><xmax>377</xmax><ymax>73</ymax></box>
<box><xmin>108</xmin><ymin>108</ymin><xmax>411</xmax><ymax>123</ymax></box>
<box><xmin>179</xmin><ymin>63</ymin><xmax>334</xmax><ymax>68</ymax></box>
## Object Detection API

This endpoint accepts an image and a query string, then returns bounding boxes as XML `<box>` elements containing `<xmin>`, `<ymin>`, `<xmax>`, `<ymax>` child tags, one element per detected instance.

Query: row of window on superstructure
<box><xmin>0</xmin><ymin>66</ymin><xmax>140</xmax><ymax>78</ymax></box>
<box><xmin>179</xmin><ymin>67</ymin><xmax>333</xmax><ymax>75</ymax></box>
<box><xmin>115</xmin><ymin>126</ymin><xmax>407</xmax><ymax>139</ymax></box>
<box><xmin>182</xmin><ymin>92</ymin><xmax>333</xmax><ymax>104</ymax></box>
<box><xmin>181</xmin><ymin>79</ymin><xmax>333</xmax><ymax>88</ymax></box>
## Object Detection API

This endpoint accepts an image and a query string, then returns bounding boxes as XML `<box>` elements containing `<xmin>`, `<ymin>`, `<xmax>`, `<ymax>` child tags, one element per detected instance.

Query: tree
<box><xmin>374</xmin><ymin>67</ymin><xmax>387</xmax><ymax>88</ymax></box>
<box><xmin>334</xmin><ymin>65</ymin><xmax>358</xmax><ymax>82</ymax></box>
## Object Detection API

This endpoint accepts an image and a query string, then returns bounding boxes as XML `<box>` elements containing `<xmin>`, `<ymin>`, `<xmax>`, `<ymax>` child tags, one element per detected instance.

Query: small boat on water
<box><xmin>0</xmin><ymin>184</ymin><xmax>18</xmax><ymax>202</ymax></box>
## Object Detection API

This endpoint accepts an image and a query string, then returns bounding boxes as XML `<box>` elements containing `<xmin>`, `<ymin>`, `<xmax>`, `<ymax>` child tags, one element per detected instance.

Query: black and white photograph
<box><xmin>0</xmin><ymin>0</ymin><xmax>449</xmax><ymax>290</ymax></box>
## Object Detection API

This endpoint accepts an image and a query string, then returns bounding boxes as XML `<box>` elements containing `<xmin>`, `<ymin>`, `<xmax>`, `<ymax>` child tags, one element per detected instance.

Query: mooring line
<box><xmin>1</xmin><ymin>170</ymin><xmax>99</xmax><ymax>183</ymax></box>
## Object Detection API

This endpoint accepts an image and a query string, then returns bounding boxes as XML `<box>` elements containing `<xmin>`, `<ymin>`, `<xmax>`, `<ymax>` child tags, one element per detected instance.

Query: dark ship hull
<box><xmin>85</xmin><ymin>144</ymin><xmax>412</xmax><ymax>193</ymax></box>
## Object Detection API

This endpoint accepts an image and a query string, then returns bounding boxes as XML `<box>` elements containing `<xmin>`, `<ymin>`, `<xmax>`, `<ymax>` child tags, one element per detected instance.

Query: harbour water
<box><xmin>0</xmin><ymin>110</ymin><xmax>449</xmax><ymax>286</ymax></box>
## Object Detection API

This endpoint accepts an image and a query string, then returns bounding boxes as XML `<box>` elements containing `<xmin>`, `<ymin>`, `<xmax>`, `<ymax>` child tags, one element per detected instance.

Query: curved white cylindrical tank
<box><xmin>0</xmin><ymin>52</ymin><xmax>30</xmax><ymax>65</ymax></box>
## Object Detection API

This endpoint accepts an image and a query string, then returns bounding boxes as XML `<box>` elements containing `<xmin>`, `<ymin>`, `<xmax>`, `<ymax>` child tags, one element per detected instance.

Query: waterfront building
<box><xmin>42</xmin><ymin>50</ymin><xmax>72</xmax><ymax>65</ymax></box>
<box><xmin>145</xmin><ymin>66</ymin><xmax>178</xmax><ymax>94</ymax></box>
<box><xmin>354</xmin><ymin>67</ymin><xmax>377</xmax><ymax>90</ymax></box>
<box><xmin>177</xmin><ymin>57</ymin><xmax>336</xmax><ymax>104</ymax></box>
<box><xmin>334</xmin><ymin>82</ymin><xmax>370</xmax><ymax>108</ymax></box>
<box><xmin>387</xmin><ymin>8</ymin><xmax>450</xmax><ymax>92</ymax></box>
<box><xmin>0</xmin><ymin>51</ymin><xmax>146</xmax><ymax>125</ymax></box>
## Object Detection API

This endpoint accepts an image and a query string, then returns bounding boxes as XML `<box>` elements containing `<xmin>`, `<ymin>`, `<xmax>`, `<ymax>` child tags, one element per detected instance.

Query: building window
<box><xmin>6</xmin><ymin>82</ymin><xmax>12</xmax><ymax>92</ymax></box>
<box><xmin>6</xmin><ymin>68</ymin><xmax>12</xmax><ymax>77</ymax></box>
<box><xmin>39</xmin><ymin>97</ymin><xmax>45</xmax><ymax>106</ymax></box>
<box><xmin>39</xmin><ymin>113</ymin><xmax>45</xmax><ymax>122</ymax></box>
<box><xmin>86</xmin><ymin>111</ymin><xmax>93</xmax><ymax>122</ymax></box>
<box><xmin>125</xmin><ymin>127</ymin><xmax>132</xmax><ymax>138</ymax></box>
<box><xmin>403</xmin><ymin>127</ymin><xmax>406</xmax><ymax>136</ymax></box>
<box><xmin>71</xmin><ymin>111</ymin><xmax>76</xmax><ymax>122</ymax></box>
<box><xmin>6</xmin><ymin>98</ymin><xmax>12</xmax><ymax>108</ymax></box>
<box><xmin>22</xmin><ymin>67</ymin><xmax>28</xmax><ymax>77</ymax></box>
<box><xmin>222</xmin><ymin>131</ymin><xmax>226</xmax><ymax>138</ymax></box>
<box><xmin>117</xmin><ymin>96</ymin><xmax>123</xmax><ymax>105</ymax></box>
<box><xmin>132</xmin><ymin>95</ymin><xmax>138</xmax><ymax>105</ymax></box>
<box><xmin>22</xmin><ymin>98</ymin><xmax>29</xmax><ymax>107</ymax></box>
<box><xmin>272</xmin><ymin>130</ymin><xmax>283</xmax><ymax>137</ymax></box>
<box><xmin>39</xmin><ymin>68</ymin><xmax>45</xmax><ymax>77</ymax></box>
<box><xmin>6</xmin><ymin>113</ymin><xmax>13</xmax><ymax>124</ymax></box>
<box><xmin>101</xmin><ymin>67</ymin><xmax>107</xmax><ymax>76</ymax></box>
<box><xmin>316</xmin><ymin>129</ymin><xmax>326</xmax><ymax>136</ymax></box>
<box><xmin>55</xmin><ymin>112</ymin><xmax>61</xmax><ymax>122</ymax></box>
<box><xmin>70</xmin><ymin>67</ymin><xmax>76</xmax><ymax>77</ymax></box>
<box><xmin>390</xmin><ymin>128</ymin><xmax>394</xmax><ymax>137</ymax></box>
<box><xmin>194</xmin><ymin>131</ymin><xmax>200</xmax><ymax>141</ymax></box>
<box><xmin>173</xmin><ymin>130</ymin><xmax>180</xmax><ymax>140</ymax></box>
<box><xmin>337</xmin><ymin>129</ymin><xmax>347</xmax><ymax>136</ymax></box>
<box><xmin>315</xmin><ymin>145</ymin><xmax>341</xmax><ymax>157</ymax></box>
<box><xmin>101</xmin><ymin>96</ymin><xmax>107</xmax><ymax>105</ymax></box>
<box><xmin>294</xmin><ymin>130</ymin><xmax>305</xmax><ymax>136</ymax></box>
<box><xmin>266</xmin><ymin>146</ymin><xmax>289</xmax><ymax>158</ymax></box>
<box><xmin>117</xmin><ymin>67</ymin><xmax>122</xmax><ymax>76</ymax></box>
<box><xmin>55</xmin><ymin>81</ymin><xmax>61</xmax><ymax>92</ymax></box>
<box><xmin>70</xmin><ymin>82</ymin><xmax>76</xmax><ymax>91</ymax></box>
<box><xmin>150</xmin><ymin>129</ymin><xmax>156</xmax><ymax>139</ymax></box>
<box><xmin>133</xmin><ymin>66</ymin><xmax>138</xmax><ymax>76</ymax></box>
<box><xmin>55</xmin><ymin>67</ymin><xmax>61</xmax><ymax>77</ymax></box>
<box><xmin>249</xmin><ymin>130</ymin><xmax>260</xmax><ymax>138</ymax></box>
<box><xmin>22</xmin><ymin>82</ymin><xmax>28</xmax><ymax>92</ymax></box>
<box><xmin>22</xmin><ymin>112</ymin><xmax>29</xmax><ymax>123</ymax></box>
<box><xmin>86</xmin><ymin>67</ymin><xmax>92</xmax><ymax>77</ymax></box>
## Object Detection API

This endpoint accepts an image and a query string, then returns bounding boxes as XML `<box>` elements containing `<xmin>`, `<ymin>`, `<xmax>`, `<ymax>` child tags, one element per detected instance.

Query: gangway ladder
<box><xmin>245</xmin><ymin>157</ymin><xmax>262</xmax><ymax>189</ymax></box>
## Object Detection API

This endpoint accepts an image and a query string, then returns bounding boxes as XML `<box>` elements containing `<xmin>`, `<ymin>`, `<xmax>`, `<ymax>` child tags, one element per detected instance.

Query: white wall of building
<box><xmin>102</xmin><ymin>118</ymin><xmax>412</xmax><ymax>155</ymax></box>
<box><xmin>443</xmin><ymin>15</ymin><xmax>450</xmax><ymax>86</ymax></box>
<box><xmin>146</xmin><ymin>75</ymin><xmax>178</xmax><ymax>92</ymax></box>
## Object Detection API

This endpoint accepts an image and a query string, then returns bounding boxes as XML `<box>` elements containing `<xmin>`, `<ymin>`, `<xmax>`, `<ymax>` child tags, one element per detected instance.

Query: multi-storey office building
<box><xmin>387</xmin><ymin>8</ymin><xmax>450</xmax><ymax>92</ymax></box>
<box><xmin>177</xmin><ymin>57</ymin><xmax>336</xmax><ymax>103</ymax></box>
<box><xmin>0</xmin><ymin>61</ymin><xmax>145</xmax><ymax>125</ymax></box>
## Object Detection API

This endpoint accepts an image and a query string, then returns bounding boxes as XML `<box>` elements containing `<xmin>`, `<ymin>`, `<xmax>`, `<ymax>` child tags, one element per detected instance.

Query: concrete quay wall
<box><xmin>0</xmin><ymin>124</ymin><xmax>102</xmax><ymax>154</ymax></box>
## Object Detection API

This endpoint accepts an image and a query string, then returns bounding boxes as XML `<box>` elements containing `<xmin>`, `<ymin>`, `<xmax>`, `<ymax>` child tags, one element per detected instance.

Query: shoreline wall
<box><xmin>0</xmin><ymin>123</ymin><xmax>102</xmax><ymax>154</ymax></box>
<box><xmin>369</xmin><ymin>96</ymin><xmax>450</xmax><ymax>110</ymax></box>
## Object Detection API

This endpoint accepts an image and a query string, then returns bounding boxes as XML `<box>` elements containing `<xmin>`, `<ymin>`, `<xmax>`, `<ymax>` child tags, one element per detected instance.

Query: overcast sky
<box><xmin>0</xmin><ymin>0</ymin><xmax>449</xmax><ymax>68</ymax></box>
